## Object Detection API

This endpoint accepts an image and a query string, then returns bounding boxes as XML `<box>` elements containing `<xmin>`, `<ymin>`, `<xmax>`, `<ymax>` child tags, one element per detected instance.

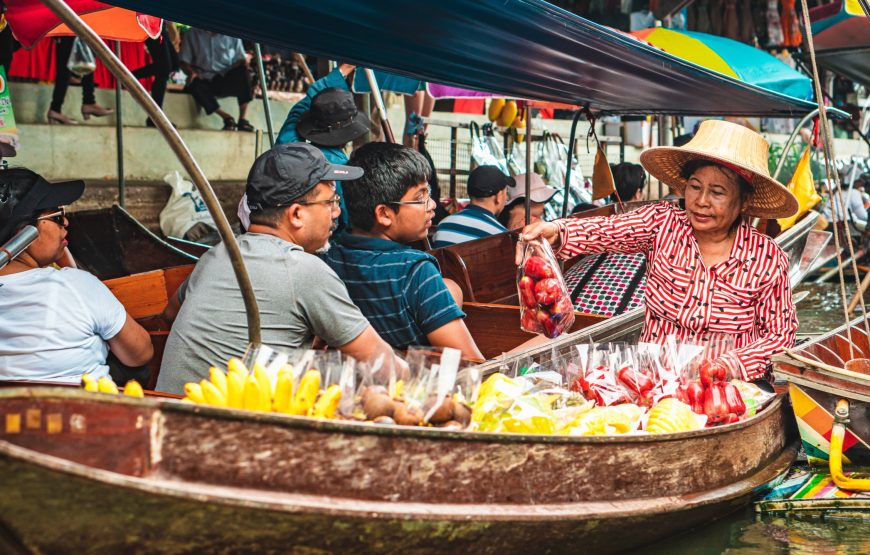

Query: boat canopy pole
<box><xmin>254</xmin><ymin>43</ymin><xmax>275</xmax><ymax>147</ymax></box>
<box><xmin>114</xmin><ymin>41</ymin><xmax>125</xmax><ymax>207</ymax></box>
<box><xmin>40</xmin><ymin>0</ymin><xmax>262</xmax><ymax>346</ymax></box>
<box><xmin>525</xmin><ymin>107</ymin><xmax>533</xmax><ymax>225</ymax></box>
<box><xmin>364</xmin><ymin>69</ymin><xmax>396</xmax><ymax>143</ymax></box>
<box><xmin>562</xmin><ymin>109</ymin><xmax>584</xmax><ymax>218</ymax></box>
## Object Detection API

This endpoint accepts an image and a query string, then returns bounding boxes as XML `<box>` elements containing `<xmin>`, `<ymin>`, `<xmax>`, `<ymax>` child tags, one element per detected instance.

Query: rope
<box><xmin>800</xmin><ymin>0</ymin><xmax>870</xmax><ymax>357</ymax></box>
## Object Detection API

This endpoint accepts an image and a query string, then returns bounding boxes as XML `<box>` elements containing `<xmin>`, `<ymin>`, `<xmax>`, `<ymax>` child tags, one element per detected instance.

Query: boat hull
<box><xmin>0</xmin><ymin>388</ymin><xmax>795</xmax><ymax>554</ymax></box>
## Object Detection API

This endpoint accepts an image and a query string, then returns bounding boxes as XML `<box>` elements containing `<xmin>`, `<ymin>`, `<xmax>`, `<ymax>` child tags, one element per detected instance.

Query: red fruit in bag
<box><xmin>703</xmin><ymin>384</ymin><xmax>729</xmax><ymax>424</ymax></box>
<box><xmin>552</xmin><ymin>295</ymin><xmax>574</xmax><ymax>316</ymax></box>
<box><xmin>686</xmin><ymin>381</ymin><xmax>705</xmax><ymax>406</ymax></box>
<box><xmin>617</xmin><ymin>366</ymin><xmax>654</xmax><ymax>395</ymax></box>
<box><xmin>534</xmin><ymin>278</ymin><xmax>561</xmax><ymax>305</ymax></box>
<box><xmin>723</xmin><ymin>383</ymin><xmax>746</xmax><ymax>416</ymax></box>
<box><xmin>520</xmin><ymin>308</ymin><xmax>544</xmax><ymax>334</ymax></box>
<box><xmin>518</xmin><ymin>276</ymin><xmax>537</xmax><ymax>308</ymax></box>
<box><xmin>699</xmin><ymin>360</ymin><xmax>713</xmax><ymax>388</ymax></box>
<box><xmin>524</xmin><ymin>255</ymin><xmax>554</xmax><ymax>280</ymax></box>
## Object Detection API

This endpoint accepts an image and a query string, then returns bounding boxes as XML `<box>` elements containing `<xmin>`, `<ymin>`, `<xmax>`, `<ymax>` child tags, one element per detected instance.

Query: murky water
<box><xmin>642</xmin><ymin>283</ymin><xmax>870</xmax><ymax>554</ymax></box>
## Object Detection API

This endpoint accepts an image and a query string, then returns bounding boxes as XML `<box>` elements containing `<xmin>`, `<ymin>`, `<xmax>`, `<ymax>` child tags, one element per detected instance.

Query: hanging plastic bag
<box><xmin>517</xmin><ymin>237</ymin><xmax>575</xmax><ymax>338</ymax></box>
<box><xmin>159</xmin><ymin>171</ymin><xmax>216</xmax><ymax>239</ymax></box>
<box><xmin>469</xmin><ymin>121</ymin><xmax>509</xmax><ymax>176</ymax></box>
<box><xmin>67</xmin><ymin>38</ymin><xmax>97</xmax><ymax>76</ymax></box>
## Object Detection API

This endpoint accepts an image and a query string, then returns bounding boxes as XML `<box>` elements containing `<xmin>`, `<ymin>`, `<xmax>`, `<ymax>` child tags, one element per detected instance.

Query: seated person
<box><xmin>238</xmin><ymin>64</ymin><xmax>369</xmax><ymax>232</ymax></box>
<box><xmin>563</xmin><ymin>162</ymin><xmax>648</xmax><ymax>317</ymax></box>
<box><xmin>431</xmin><ymin>165</ymin><xmax>513</xmax><ymax>248</ymax></box>
<box><xmin>498</xmin><ymin>172</ymin><xmax>557</xmax><ymax>230</ymax></box>
<box><xmin>0</xmin><ymin>169</ymin><xmax>153</xmax><ymax>384</ymax></box>
<box><xmin>180</xmin><ymin>28</ymin><xmax>255</xmax><ymax>132</ymax></box>
<box><xmin>157</xmin><ymin>143</ymin><xmax>401</xmax><ymax>394</ymax></box>
<box><xmin>322</xmin><ymin>142</ymin><xmax>484</xmax><ymax>361</ymax></box>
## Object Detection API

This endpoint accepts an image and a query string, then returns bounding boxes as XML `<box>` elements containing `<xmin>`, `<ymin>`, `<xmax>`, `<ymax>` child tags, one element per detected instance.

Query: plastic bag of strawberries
<box><xmin>516</xmin><ymin>237</ymin><xmax>575</xmax><ymax>338</ymax></box>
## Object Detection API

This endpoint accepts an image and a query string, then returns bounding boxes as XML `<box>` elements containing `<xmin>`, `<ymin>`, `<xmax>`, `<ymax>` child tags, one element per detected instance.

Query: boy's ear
<box><xmin>374</xmin><ymin>203</ymin><xmax>393</xmax><ymax>228</ymax></box>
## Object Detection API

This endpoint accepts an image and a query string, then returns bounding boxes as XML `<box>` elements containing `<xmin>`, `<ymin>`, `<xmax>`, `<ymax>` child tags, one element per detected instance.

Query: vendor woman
<box><xmin>521</xmin><ymin>120</ymin><xmax>799</xmax><ymax>381</ymax></box>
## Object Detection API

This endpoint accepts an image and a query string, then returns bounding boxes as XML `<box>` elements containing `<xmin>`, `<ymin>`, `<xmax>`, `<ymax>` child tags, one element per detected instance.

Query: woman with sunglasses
<box><xmin>0</xmin><ymin>168</ymin><xmax>153</xmax><ymax>385</ymax></box>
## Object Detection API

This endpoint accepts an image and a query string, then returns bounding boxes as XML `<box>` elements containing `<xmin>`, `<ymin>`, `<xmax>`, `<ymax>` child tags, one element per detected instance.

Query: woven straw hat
<box><xmin>639</xmin><ymin>120</ymin><xmax>798</xmax><ymax>219</ymax></box>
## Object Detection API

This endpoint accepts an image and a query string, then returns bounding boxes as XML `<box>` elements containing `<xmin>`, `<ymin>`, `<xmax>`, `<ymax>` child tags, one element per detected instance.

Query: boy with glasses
<box><xmin>322</xmin><ymin>142</ymin><xmax>483</xmax><ymax>361</ymax></box>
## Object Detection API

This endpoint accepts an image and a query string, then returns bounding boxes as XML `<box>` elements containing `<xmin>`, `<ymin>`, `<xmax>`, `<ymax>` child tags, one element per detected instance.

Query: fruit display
<box><xmin>675</xmin><ymin>359</ymin><xmax>747</xmax><ymax>425</ymax></box>
<box><xmin>487</xmin><ymin>98</ymin><xmax>526</xmax><ymax>142</ymax></box>
<box><xmin>517</xmin><ymin>239</ymin><xmax>575</xmax><ymax>338</ymax></box>
<box><xmin>80</xmin><ymin>373</ymin><xmax>144</xmax><ymax>397</ymax></box>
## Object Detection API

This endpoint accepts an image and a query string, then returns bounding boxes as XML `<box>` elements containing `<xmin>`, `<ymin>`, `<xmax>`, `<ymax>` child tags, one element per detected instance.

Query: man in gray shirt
<box><xmin>180</xmin><ymin>28</ymin><xmax>255</xmax><ymax>132</ymax></box>
<box><xmin>157</xmin><ymin>143</ymin><xmax>400</xmax><ymax>393</ymax></box>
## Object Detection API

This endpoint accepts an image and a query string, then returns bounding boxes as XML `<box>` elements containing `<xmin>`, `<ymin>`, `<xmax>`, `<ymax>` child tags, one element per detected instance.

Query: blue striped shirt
<box><xmin>431</xmin><ymin>204</ymin><xmax>507</xmax><ymax>248</ymax></box>
<box><xmin>322</xmin><ymin>233</ymin><xmax>465</xmax><ymax>349</ymax></box>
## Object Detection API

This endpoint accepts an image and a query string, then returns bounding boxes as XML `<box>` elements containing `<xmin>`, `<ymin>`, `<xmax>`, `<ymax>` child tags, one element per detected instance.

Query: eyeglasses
<box><xmin>36</xmin><ymin>206</ymin><xmax>67</xmax><ymax>226</ymax></box>
<box><xmin>297</xmin><ymin>194</ymin><xmax>342</xmax><ymax>208</ymax></box>
<box><xmin>388</xmin><ymin>190</ymin><xmax>434</xmax><ymax>207</ymax></box>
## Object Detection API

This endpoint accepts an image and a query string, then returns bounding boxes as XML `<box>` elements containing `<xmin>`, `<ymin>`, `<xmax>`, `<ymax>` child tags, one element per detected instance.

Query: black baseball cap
<box><xmin>297</xmin><ymin>87</ymin><xmax>371</xmax><ymax>147</ymax></box>
<box><xmin>467</xmin><ymin>165</ymin><xmax>514</xmax><ymax>198</ymax></box>
<box><xmin>0</xmin><ymin>168</ymin><xmax>84</xmax><ymax>243</ymax></box>
<box><xmin>246</xmin><ymin>143</ymin><xmax>363</xmax><ymax>212</ymax></box>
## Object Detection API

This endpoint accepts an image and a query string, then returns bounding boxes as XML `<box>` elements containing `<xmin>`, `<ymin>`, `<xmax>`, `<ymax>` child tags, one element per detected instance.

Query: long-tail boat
<box><xmin>66</xmin><ymin>206</ymin><xmax>197</xmax><ymax>280</ymax></box>
<box><xmin>0</xmin><ymin>386</ymin><xmax>796</xmax><ymax>554</ymax></box>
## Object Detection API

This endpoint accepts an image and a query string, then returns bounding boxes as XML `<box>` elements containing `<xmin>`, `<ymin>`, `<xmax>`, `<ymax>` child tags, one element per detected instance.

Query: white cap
<box><xmin>507</xmin><ymin>173</ymin><xmax>557</xmax><ymax>203</ymax></box>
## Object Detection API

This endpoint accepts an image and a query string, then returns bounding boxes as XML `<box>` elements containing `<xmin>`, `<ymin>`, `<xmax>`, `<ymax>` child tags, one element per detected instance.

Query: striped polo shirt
<box><xmin>431</xmin><ymin>204</ymin><xmax>507</xmax><ymax>248</ymax></box>
<box><xmin>322</xmin><ymin>233</ymin><xmax>465</xmax><ymax>350</ymax></box>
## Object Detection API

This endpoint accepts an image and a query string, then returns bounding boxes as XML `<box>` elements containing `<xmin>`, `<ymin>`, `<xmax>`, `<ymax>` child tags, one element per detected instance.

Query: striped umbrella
<box><xmin>630</xmin><ymin>27</ymin><xmax>812</xmax><ymax>100</ymax></box>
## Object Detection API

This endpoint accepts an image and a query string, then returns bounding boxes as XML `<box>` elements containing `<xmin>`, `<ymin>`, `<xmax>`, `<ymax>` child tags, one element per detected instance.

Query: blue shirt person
<box><xmin>431</xmin><ymin>166</ymin><xmax>513</xmax><ymax>248</ymax></box>
<box><xmin>322</xmin><ymin>142</ymin><xmax>484</xmax><ymax>360</ymax></box>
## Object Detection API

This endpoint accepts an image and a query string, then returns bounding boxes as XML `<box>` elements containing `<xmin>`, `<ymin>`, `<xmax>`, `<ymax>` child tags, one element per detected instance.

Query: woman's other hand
<box><xmin>515</xmin><ymin>221</ymin><xmax>560</xmax><ymax>264</ymax></box>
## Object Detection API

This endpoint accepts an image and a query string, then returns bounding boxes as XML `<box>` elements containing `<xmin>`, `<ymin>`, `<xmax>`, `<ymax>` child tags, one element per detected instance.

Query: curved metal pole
<box><xmin>772</xmin><ymin>108</ymin><xmax>819</xmax><ymax>181</ymax></box>
<box><xmin>253</xmin><ymin>43</ymin><xmax>275</xmax><ymax>148</ymax></box>
<box><xmin>525</xmin><ymin>107</ymin><xmax>533</xmax><ymax>225</ymax></box>
<box><xmin>562</xmin><ymin>109</ymin><xmax>583</xmax><ymax>218</ymax></box>
<box><xmin>364</xmin><ymin>68</ymin><xmax>396</xmax><ymax>143</ymax></box>
<box><xmin>41</xmin><ymin>0</ymin><xmax>261</xmax><ymax>346</ymax></box>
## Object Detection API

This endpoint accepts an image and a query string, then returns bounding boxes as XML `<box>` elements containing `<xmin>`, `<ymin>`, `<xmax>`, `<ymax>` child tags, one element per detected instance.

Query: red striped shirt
<box><xmin>555</xmin><ymin>202</ymin><xmax>797</xmax><ymax>381</ymax></box>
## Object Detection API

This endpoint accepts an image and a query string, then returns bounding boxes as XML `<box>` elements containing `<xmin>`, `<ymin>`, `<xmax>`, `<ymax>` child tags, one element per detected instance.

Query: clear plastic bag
<box><xmin>517</xmin><ymin>237</ymin><xmax>575</xmax><ymax>338</ymax></box>
<box><xmin>67</xmin><ymin>37</ymin><xmax>97</xmax><ymax>76</ymax></box>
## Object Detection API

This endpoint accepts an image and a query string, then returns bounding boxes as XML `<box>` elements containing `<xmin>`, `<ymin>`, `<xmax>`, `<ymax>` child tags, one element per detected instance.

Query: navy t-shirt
<box><xmin>322</xmin><ymin>233</ymin><xmax>465</xmax><ymax>349</ymax></box>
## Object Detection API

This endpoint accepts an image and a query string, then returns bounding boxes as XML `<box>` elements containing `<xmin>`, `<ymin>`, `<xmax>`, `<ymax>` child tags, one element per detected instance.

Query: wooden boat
<box><xmin>773</xmin><ymin>316</ymin><xmax>870</xmax><ymax>469</ymax></box>
<box><xmin>0</xmin><ymin>387</ymin><xmax>796</xmax><ymax>554</ymax></box>
<box><xmin>66</xmin><ymin>206</ymin><xmax>198</xmax><ymax>280</ymax></box>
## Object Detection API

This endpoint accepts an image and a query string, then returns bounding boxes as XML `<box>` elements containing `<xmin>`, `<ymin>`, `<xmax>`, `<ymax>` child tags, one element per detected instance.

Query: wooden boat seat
<box><xmin>430</xmin><ymin>230</ymin><xmax>521</xmax><ymax>303</ymax></box>
<box><xmin>103</xmin><ymin>265</ymin><xmax>195</xmax><ymax>389</ymax></box>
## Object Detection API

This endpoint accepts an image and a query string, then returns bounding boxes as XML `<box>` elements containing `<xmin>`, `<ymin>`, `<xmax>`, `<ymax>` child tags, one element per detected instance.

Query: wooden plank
<box><xmin>163</xmin><ymin>265</ymin><xmax>195</xmax><ymax>298</ymax></box>
<box><xmin>103</xmin><ymin>270</ymin><xmax>169</xmax><ymax>319</ymax></box>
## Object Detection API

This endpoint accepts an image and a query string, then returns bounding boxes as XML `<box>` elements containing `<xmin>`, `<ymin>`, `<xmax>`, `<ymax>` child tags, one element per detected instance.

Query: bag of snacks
<box><xmin>517</xmin><ymin>237</ymin><xmax>575</xmax><ymax>338</ymax></box>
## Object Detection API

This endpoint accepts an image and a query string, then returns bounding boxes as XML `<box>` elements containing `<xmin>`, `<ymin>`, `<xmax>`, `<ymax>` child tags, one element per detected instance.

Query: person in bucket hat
<box><xmin>236</xmin><ymin>64</ymin><xmax>371</xmax><ymax>233</ymax></box>
<box><xmin>520</xmin><ymin>120</ymin><xmax>800</xmax><ymax>383</ymax></box>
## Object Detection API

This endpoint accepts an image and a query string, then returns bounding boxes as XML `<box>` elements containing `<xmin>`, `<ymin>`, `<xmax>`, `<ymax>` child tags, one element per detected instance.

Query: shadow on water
<box><xmin>639</xmin><ymin>282</ymin><xmax>870</xmax><ymax>554</ymax></box>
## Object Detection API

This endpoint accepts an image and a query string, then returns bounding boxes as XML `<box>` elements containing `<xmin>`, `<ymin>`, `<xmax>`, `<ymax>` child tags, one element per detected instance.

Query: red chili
<box><xmin>518</xmin><ymin>276</ymin><xmax>537</xmax><ymax>308</ymax></box>
<box><xmin>722</xmin><ymin>383</ymin><xmax>746</xmax><ymax>416</ymax></box>
<box><xmin>617</xmin><ymin>366</ymin><xmax>654</xmax><ymax>395</ymax></box>
<box><xmin>523</xmin><ymin>255</ymin><xmax>554</xmax><ymax>280</ymax></box>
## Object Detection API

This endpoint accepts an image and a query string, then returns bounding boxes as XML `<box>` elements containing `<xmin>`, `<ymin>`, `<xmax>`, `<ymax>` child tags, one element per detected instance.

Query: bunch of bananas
<box><xmin>181</xmin><ymin>358</ymin><xmax>342</xmax><ymax>418</ymax></box>
<box><xmin>487</xmin><ymin>99</ymin><xmax>526</xmax><ymax>142</ymax></box>
<box><xmin>81</xmin><ymin>374</ymin><xmax>144</xmax><ymax>398</ymax></box>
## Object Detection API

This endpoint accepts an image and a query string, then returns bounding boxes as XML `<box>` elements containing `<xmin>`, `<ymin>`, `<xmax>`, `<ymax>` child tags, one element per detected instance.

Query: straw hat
<box><xmin>639</xmin><ymin>120</ymin><xmax>798</xmax><ymax>219</ymax></box>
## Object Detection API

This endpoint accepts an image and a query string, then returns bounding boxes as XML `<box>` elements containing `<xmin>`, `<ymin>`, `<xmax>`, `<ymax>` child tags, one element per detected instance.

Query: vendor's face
<box><xmin>27</xmin><ymin>207</ymin><xmax>69</xmax><ymax>266</ymax></box>
<box><xmin>684</xmin><ymin>166</ymin><xmax>744</xmax><ymax>235</ymax></box>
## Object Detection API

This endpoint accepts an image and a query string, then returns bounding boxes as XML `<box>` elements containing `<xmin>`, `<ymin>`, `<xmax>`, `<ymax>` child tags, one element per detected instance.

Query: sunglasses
<box><xmin>36</xmin><ymin>206</ymin><xmax>67</xmax><ymax>226</ymax></box>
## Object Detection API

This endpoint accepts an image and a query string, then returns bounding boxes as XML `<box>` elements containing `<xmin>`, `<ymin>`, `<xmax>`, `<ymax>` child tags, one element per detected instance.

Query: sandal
<box><xmin>222</xmin><ymin>117</ymin><xmax>237</xmax><ymax>131</ymax></box>
<box><xmin>237</xmin><ymin>118</ymin><xmax>255</xmax><ymax>132</ymax></box>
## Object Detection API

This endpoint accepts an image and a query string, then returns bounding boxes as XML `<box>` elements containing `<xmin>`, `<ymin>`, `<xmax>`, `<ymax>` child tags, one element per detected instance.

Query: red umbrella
<box><xmin>3</xmin><ymin>1</ymin><xmax>160</xmax><ymax>48</ymax></box>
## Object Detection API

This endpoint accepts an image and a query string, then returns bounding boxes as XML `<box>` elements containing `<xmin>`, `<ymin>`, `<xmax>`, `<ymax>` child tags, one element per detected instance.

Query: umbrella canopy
<box><xmin>630</xmin><ymin>27</ymin><xmax>813</xmax><ymax>100</ymax></box>
<box><xmin>807</xmin><ymin>0</ymin><xmax>870</xmax><ymax>87</ymax></box>
<box><xmin>4</xmin><ymin>0</ymin><xmax>161</xmax><ymax>47</ymax></box>
<box><xmin>94</xmin><ymin>0</ymin><xmax>821</xmax><ymax>117</ymax></box>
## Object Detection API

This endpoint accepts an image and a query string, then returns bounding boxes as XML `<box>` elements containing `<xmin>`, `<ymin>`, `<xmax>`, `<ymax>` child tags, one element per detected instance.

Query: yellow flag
<box><xmin>777</xmin><ymin>147</ymin><xmax>821</xmax><ymax>231</ymax></box>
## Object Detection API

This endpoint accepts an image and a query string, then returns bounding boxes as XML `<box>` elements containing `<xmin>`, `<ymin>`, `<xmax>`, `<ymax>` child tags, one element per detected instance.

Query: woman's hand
<box><xmin>515</xmin><ymin>221</ymin><xmax>561</xmax><ymax>264</ymax></box>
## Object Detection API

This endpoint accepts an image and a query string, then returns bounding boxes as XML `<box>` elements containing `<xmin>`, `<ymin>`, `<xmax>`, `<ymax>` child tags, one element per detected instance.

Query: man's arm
<box><xmin>426</xmin><ymin>319</ymin><xmax>484</xmax><ymax>362</ymax></box>
<box><xmin>276</xmin><ymin>65</ymin><xmax>355</xmax><ymax>144</ymax></box>
<box><xmin>337</xmin><ymin>325</ymin><xmax>406</xmax><ymax>371</ymax></box>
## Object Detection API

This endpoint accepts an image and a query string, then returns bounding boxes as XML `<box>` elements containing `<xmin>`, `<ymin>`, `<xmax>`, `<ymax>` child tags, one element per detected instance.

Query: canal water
<box><xmin>643</xmin><ymin>282</ymin><xmax>870</xmax><ymax>555</ymax></box>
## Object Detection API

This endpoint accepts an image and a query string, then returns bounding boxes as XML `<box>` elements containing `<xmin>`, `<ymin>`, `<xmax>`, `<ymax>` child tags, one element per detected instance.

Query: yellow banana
<box><xmin>81</xmin><ymin>373</ymin><xmax>99</xmax><ymax>393</ymax></box>
<box><xmin>313</xmin><ymin>384</ymin><xmax>342</xmax><ymax>419</ymax></box>
<box><xmin>184</xmin><ymin>382</ymin><xmax>206</xmax><ymax>404</ymax></box>
<box><xmin>498</xmin><ymin>100</ymin><xmax>518</xmax><ymax>127</ymax></box>
<box><xmin>243</xmin><ymin>374</ymin><xmax>266</xmax><ymax>411</ymax></box>
<box><xmin>201</xmin><ymin>379</ymin><xmax>228</xmax><ymax>407</ymax></box>
<box><xmin>209</xmin><ymin>366</ymin><xmax>228</xmax><ymax>398</ymax></box>
<box><xmin>273</xmin><ymin>371</ymin><xmax>295</xmax><ymax>413</ymax></box>
<box><xmin>488</xmin><ymin>98</ymin><xmax>506</xmax><ymax>122</ymax></box>
<box><xmin>227</xmin><ymin>357</ymin><xmax>248</xmax><ymax>377</ymax></box>
<box><xmin>253</xmin><ymin>363</ymin><xmax>272</xmax><ymax>408</ymax></box>
<box><xmin>226</xmin><ymin>370</ymin><xmax>245</xmax><ymax>409</ymax></box>
<box><xmin>123</xmin><ymin>380</ymin><xmax>145</xmax><ymax>398</ymax></box>
<box><xmin>291</xmin><ymin>369</ymin><xmax>321</xmax><ymax>415</ymax></box>
<box><xmin>97</xmin><ymin>376</ymin><xmax>119</xmax><ymax>394</ymax></box>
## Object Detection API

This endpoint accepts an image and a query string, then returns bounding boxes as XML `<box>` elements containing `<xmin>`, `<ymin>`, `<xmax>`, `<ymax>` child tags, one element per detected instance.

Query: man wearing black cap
<box><xmin>0</xmin><ymin>168</ymin><xmax>153</xmax><ymax>384</ymax></box>
<box><xmin>157</xmin><ymin>143</ymin><xmax>401</xmax><ymax>394</ymax></box>
<box><xmin>431</xmin><ymin>165</ymin><xmax>513</xmax><ymax>248</ymax></box>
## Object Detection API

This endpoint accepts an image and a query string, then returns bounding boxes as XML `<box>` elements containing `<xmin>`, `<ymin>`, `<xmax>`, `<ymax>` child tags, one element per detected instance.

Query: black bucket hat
<box><xmin>296</xmin><ymin>87</ymin><xmax>371</xmax><ymax>147</ymax></box>
<box><xmin>0</xmin><ymin>168</ymin><xmax>84</xmax><ymax>243</ymax></box>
